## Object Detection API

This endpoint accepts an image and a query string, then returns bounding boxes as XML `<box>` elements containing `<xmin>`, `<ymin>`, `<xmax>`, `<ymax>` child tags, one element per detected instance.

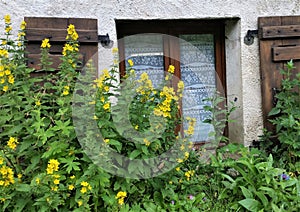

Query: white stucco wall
<box><xmin>1</xmin><ymin>0</ymin><xmax>300</xmax><ymax>145</ymax></box>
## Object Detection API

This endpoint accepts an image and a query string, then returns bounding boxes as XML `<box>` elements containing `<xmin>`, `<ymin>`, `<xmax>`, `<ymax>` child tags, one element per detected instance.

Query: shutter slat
<box><xmin>261</xmin><ymin>25</ymin><xmax>300</xmax><ymax>39</ymax></box>
<box><xmin>26</xmin><ymin>29</ymin><xmax>98</xmax><ymax>43</ymax></box>
<box><xmin>272</xmin><ymin>45</ymin><xmax>300</xmax><ymax>61</ymax></box>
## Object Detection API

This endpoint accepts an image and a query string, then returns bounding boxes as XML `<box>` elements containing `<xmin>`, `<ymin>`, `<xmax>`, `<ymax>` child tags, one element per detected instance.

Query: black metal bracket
<box><xmin>98</xmin><ymin>33</ymin><xmax>114</xmax><ymax>48</ymax></box>
<box><xmin>272</xmin><ymin>87</ymin><xmax>281</xmax><ymax>106</ymax></box>
<box><xmin>244</xmin><ymin>30</ymin><xmax>258</xmax><ymax>45</ymax></box>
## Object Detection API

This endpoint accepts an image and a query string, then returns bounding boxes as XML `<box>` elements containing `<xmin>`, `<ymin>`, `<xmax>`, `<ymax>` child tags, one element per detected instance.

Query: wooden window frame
<box><xmin>116</xmin><ymin>19</ymin><xmax>227</xmax><ymax>145</ymax></box>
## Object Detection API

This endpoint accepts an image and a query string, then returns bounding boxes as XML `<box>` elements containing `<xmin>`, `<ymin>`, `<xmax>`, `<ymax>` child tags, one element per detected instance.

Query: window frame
<box><xmin>116</xmin><ymin>19</ymin><xmax>227</xmax><ymax>144</ymax></box>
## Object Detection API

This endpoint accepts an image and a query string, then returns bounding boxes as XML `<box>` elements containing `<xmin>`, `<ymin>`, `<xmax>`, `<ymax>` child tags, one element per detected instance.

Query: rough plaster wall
<box><xmin>1</xmin><ymin>0</ymin><xmax>300</xmax><ymax>145</ymax></box>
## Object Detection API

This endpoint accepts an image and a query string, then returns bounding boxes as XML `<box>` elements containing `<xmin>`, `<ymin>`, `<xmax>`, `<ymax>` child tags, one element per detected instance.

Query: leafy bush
<box><xmin>260</xmin><ymin>60</ymin><xmax>300</xmax><ymax>173</ymax></box>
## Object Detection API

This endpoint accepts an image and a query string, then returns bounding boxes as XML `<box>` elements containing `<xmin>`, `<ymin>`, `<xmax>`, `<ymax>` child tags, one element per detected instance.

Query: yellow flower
<box><xmin>176</xmin><ymin>158</ymin><xmax>183</xmax><ymax>163</ymax></box>
<box><xmin>80</xmin><ymin>187</ymin><xmax>87</xmax><ymax>194</ymax></box>
<box><xmin>7</xmin><ymin>137</ymin><xmax>18</xmax><ymax>150</ymax></box>
<box><xmin>46</xmin><ymin>159</ymin><xmax>60</xmax><ymax>175</ymax></box>
<box><xmin>128</xmin><ymin>59</ymin><xmax>134</xmax><ymax>66</ymax></box>
<box><xmin>112</xmin><ymin>47</ymin><xmax>118</xmax><ymax>53</ymax></box>
<box><xmin>78</xmin><ymin>200</ymin><xmax>83</xmax><ymax>206</ymax></box>
<box><xmin>81</xmin><ymin>181</ymin><xmax>89</xmax><ymax>187</ymax></box>
<box><xmin>20</xmin><ymin>20</ymin><xmax>26</xmax><ymax>30</ymax></box>
<box><xmin>68</xmin><ymin>184</ymin><xmax>74</xmax><ymax>190</ymax></box>
<box><xmin>175</xmin><ymin>167</ymin><xmax>180</xmax><ymax>172</ymax></box>
<box><xmin>0</xmin><ymin>198</ymin><xmax>5</xmax><ymax>203</ymax></box>
<box><xmin>104</xmin><ymin>86</ymin><xmax>109</xmax><ymax>92</ymax></box>
<box><xmin>41</xmin><ymin>38</ymin><xmax>51</xmax><ymax>48</ymax></box>
<box><xmin>36</xmin><ymin>178</ymin><xmax>40</xmax><ymax>184</ymax></box>
<box><xmin>63</xmin><ymin>90</ymin><xmax>69</xmax><ymax>95</ymax></box>
<box><xmin>53</xmin><ymin>179</ymin><xmax>60</xmax><ymax>185</ymax></box>
<box><xmin>0</xmin><ymin>165</ymin><xmax>14</xmax><ymax>186</ymax></box>
<box><xmin>168</xmin><ymin>65</ymin><xmax>175</xmax><ymax>74</ymax></box>
<box><xmin>5</xmin><ymin>26</ymin><xmax>12</xmax><ymax>33</ymax></box>
<box><xmin>116</xmin><ymin>191</ymin><xmax>127</xmax><ymax>198</ymax></box>
<box><xmin>104</xmin><ymin>139</ymin><xmax>109</xmax><ymax>144</ymax></box>
<box><xmin>4</xmin><ymin>69</ymin><xmax>11</xmax><ymax>75</ymax></box>
<box><xmin>0</xmin><ymin>157</ymin><xmax>3</xmax><ymax>165</ymax></box>
<box><xmin>115</xmin><ymin>191</ymin><xmax>127</xmax><ymax>205</ymax></box>
<box><xmin>51</xmin><ymin>186</ymin><xmax>58</xmax><ymax>191</ymax></box>
<box><xmin>17</xmin><ymin>174</ymin><xmax>22</xmax><ymax>179</ymax></box>
<box><xmin>0</xmin><ymin>49</ymin><xmax>8</xmax><ymax>57</ymax></box>
<box><xmin>103</xmin><ymin>102</ymin><xmax>110</xmax><ymax>110</ymax></box>
<box><xmin>62</xmin><ymin>86</ymin><xmax>70</xmax><ymax>96</ymax></box>
<box><xmin>70</xmin><ymin>175</ymin><xmax>75</xmax><ymax>179</ymax></box>
<box><xmin>4</xmin><ymin>15</ymin><xmax>10</xmax><ymax>24</ymax></box>
<box><xmin>8</xmin><ymin>75</ymin><xmax>14</xmax><ymax>84</ymax></box>
<box><xmin>134</xmin><ymin>125</ymin><xmax>139</xmax><ymax>130</ymax></box>
<box><xmin>2</xmin><ymin>40</ymin><xmax>7</xmax><ymax>45</ymax></box>
<box><xmin>144</xmin><ymin>138</ymin><xmax>151</xmax><ymax>146</ymax></box>
<box><xmin>35</xmin><ymin>100</ymin><xmax>41</xmax><ymax>106</ymax></box>
<box><xmin>184</xmin><ymin>152</ymin><xmax>189</xmax><ymax>160</ymax></box>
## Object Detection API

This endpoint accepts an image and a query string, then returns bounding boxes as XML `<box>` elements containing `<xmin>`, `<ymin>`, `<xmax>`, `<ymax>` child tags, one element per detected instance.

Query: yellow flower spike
<box><xmin>20</xmin><ymin>20</ymin><xmax>26</xmax><ymax>30</ymax></box>
<box><xmin>7</xmin><ymin>137</ymin><xmax>18</xmax><ymax>150</ymax></box>
<box><xmin>4</xmin><ymin>15</ymin><xmax>11</xmax><ymax>24</ymax></box>
<box><xmin>41</xmin><ymin>38</ymin><xmax>51</xmax><ymax>48</ymax></box>
<box><xmin>46</xmin><ymin>159</ymin><xmax>60</xmax><ymax>175</ymax></box>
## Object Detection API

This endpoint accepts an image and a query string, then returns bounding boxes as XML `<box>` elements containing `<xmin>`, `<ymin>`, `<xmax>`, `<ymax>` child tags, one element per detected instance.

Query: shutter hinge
<box><xmin>98</xmin><ymin>33</ymin><xmax>114</xmax><ymax>48</ymax></box>
<box><xmin>244</xmin><ymin>30</ymin><xmax>258</xmax><ymax>45</ymax></box>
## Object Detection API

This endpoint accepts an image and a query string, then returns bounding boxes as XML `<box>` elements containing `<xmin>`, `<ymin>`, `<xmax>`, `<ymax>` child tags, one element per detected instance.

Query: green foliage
<box><xmin>260</xmin><ymin>60</ymin><xmax>300</xmax><ymax>173</ymax></box>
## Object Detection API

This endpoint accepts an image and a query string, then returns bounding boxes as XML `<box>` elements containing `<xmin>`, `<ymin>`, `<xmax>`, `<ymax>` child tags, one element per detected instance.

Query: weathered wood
<box><xmin>261</xmin><ymin>25</ymin><xmax>300</xmax><ymax>39</ymax></box>
<box><xmin>26</xmin><ymin>29</ymin><xmax>98</xmax><ymax>43</ymax></box>
<box><xmin>272</xmin><ymin>45</ymin><xmax>300</xmax><ymax>61</ymax></box>
<box><xmin>259</xmin><ymin>16</ymin><xmax>300</xmax><ymax>132</ymax></box>
<box><xmin>25</xmin><ymin>17</ymin><xmax>98</xmax><ymax>71</ymax></box>
<box><xmin>259</xmin><ymin>17</ymin><xmax>283</xmax><ymax>132</ymax></box>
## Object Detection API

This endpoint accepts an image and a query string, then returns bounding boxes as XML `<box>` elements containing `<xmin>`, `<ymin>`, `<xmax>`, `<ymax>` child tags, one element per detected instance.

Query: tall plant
<box><xmin>267</xmin><ymin>60</ymin><xmax>300</xmax><ymax>172</ymax></box>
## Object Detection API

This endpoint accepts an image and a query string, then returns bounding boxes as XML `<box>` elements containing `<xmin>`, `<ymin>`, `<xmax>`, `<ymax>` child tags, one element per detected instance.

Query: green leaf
<box><xmin>240</xmin><ymin>186</ymin><xmax>253</xmax><ymax>199</ymax></box>
<box><xmin>268</xmin><ymin>107</ymin><xmax>280</xmax><ymax>116</ymax></box>
<box><xmin>255</xmin><ymin>191</ymin><xmax>268</xmax><ymax>208</ymax></box>
<box><xmin>238</xmin><ymin>198</ymin><xmax>261</xmax><ymax>212</ymax></box>
<box><xmin>15</xmin><ymin>184</ymin><xmax>31</xmax><ymax>192</ymax></box>
<box><xmin>129</xmin><ymin>150</ymin><xmax>141</xmax><ymax>159</ymax></box>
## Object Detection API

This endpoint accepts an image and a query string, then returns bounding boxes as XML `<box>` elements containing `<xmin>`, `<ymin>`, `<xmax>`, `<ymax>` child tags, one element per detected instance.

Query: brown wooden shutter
<box><xmin>25</xmin><ymin>17</ymin><xmax>98</xmax><ymax>72</ymax></box>
<box><xmin>259</xmin><ymin>16</ymin><xmax>300</xmax><ymax>131</ymax></box>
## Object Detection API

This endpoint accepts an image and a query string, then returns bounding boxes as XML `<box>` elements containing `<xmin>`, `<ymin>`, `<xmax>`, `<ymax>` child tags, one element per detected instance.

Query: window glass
<box><xmin>179</xmin><ymin>34</ymin><xmax>215</xmax><ymax>142</ymax></box>
<box><xmin>124</xmin><ymin>34</ymin><xmax>165</xmax><ymax>87</ymax></box>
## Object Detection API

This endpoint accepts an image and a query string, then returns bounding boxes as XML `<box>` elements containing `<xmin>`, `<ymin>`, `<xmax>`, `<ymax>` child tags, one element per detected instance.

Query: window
<box><xmin>116</xmin><ymin>20</ymin><xmax>226</xmax><ymax>144</ymax></box>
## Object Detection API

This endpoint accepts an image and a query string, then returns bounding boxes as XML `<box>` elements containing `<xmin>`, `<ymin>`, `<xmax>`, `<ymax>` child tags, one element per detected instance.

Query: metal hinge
<box><xmin>244</xmin><ymin>30</ymin><xmax>258</xmax><ymax>45</ymax></box>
